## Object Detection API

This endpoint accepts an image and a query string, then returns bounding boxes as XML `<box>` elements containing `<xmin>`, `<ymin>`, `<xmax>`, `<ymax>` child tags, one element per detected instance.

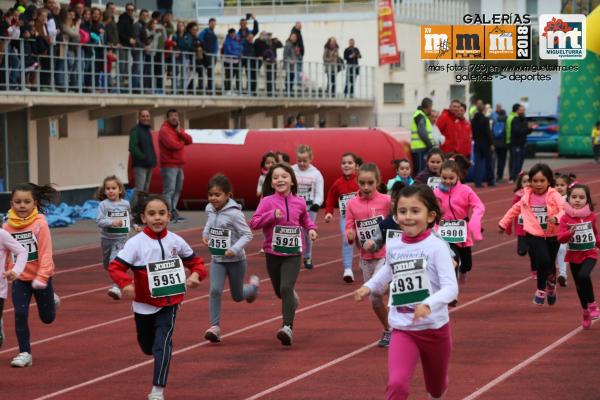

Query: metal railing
<box><xmin>0</xmin><ymin>37</ymin><xmax>374</xmax><ymax>100</ymax></box>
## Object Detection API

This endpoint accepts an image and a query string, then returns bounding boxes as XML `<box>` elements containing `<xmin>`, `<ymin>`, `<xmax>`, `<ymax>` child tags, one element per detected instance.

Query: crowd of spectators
<box><xmin>0</xmin><ymin>1</ymin><xmax>363</xmax><ymax>97</ymax></box>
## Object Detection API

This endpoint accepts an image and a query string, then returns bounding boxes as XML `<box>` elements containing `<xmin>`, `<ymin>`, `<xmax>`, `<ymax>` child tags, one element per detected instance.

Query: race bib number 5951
<box><xmin>146</xmin><ymin>258</ymin><xmax>186</xmax><ymax>298</ymax></box>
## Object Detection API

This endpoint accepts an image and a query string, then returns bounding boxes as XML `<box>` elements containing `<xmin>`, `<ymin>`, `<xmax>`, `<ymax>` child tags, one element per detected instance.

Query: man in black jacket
<box><xmin>117</xmin><ymin>3</ymin><xmax>138</xmax><ymax>90</ymax></box>
<box><xmin>129</xmin><ymin>109</ymin><xmax>157</xmax><ymax>194</ymax></box>
<box><xmin>471</xmin><ymin>100</ymin><xmax>495</xmax><ymax>187</ymax></box>
<box><xmin>509</xmin><ymin>104</ymin><xmax>534</xmax><ymax>181</ymax></box>
<box><xmin>343</xmin><ymin>38</ymin><xmax>361</xmax><ymax>98</ymax></box>
<box><xmin>291</xmin><ymin>22</ymin><xmax>304</xmax><ymax>87</ymax></box>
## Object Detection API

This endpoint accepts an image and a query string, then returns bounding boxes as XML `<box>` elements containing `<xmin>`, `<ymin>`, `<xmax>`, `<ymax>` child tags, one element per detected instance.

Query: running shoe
<box><xmin>246</xmin><ymin>275</ymin><xmax>260</xmax><ymax>303</ymax></box>
<box><xmin>303</xmin><ymin>258</ymin><xmax>313</xmax><ymax>270</ymax></box>
<box><xmin>582</xmin><ymin>310</ymin><xmax>592</xmax><ymax>330</ymax></box>
<box><xmin>147</xmin><ymin>393</ymin><xmax>164</xmax><ymax>400</ymax></box>
<box><xmin>588</xmin><ymin>302</ymin><xmax>600</xmax><ymax>320</ymax></box>
<box><xmin>557</xmin><ymin>275</ymin><xmax>567</xmax><ymax>287</ymax></box>
<box><xmin>378</xmin><ymin>330</ymin><xmax>392</xmax><ymax>348</ymax></box>
<box><xmin>204</xmin><ymin>325</ymin><xmax>222</xmax><ymax>343</ymax></box>
<box><xmin>533</xmin><ymin>290</ymin><xmax>545</xmax><ymax>306</ymax></box>
<box><xmin>277</xmin><ymin>325</ymin><xmax>293</xmax><ymax>346</ymax></box>
<box><xmin>343</xmin><ymin>269</ymin><xmax>354</xmax><ymax>283</ymax></box>
<box><xmin>10</xmin><ymin>352</ymin><xmax>32</xmax><ymax>368</ymax></box>
<box><xmin>107</xmin><ymin>285</ymin><xmax>122</xmax><ymax>300</ymax></box>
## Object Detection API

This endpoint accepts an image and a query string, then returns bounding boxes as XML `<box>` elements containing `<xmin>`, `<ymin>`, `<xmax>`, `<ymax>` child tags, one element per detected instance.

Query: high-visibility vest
<box><xmin>410</xmin><ymin>109</ymin><xmax>433</xmax><ymax>151</ymax></box>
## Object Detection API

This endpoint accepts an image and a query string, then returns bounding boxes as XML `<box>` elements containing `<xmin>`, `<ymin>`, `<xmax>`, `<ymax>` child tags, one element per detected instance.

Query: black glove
<box><xmin>309</xmin><ymin>204</ymin><xmax>320</xmax><ymax>212</ymax></box>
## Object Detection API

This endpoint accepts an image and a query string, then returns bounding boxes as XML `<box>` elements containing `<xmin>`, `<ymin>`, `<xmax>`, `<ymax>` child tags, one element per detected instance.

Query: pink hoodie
<box><xmin>434</xmin><ymin>181</ymin><xmax>485</xmax><ymax>247</ymax></box>
<box><xmin>499</xmin><ymin>187</ymin><xmax>564</xmax><ymax>237</ymax></box>
<box><xmin>249</xmin><ymin>192</ymin><xmax>317</xmax><ymax>256</ymax></box>
<box><xmin>345</xmin><ymin>191</ymin><xmax>391</xmax><ymax>260</ymax></box>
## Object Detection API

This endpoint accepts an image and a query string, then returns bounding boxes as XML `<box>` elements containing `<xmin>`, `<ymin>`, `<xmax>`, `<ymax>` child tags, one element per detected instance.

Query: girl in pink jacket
<box><xmin>249</xmin><ymin>163</ymin><xmax>317</xmax><ymax>346</ymax></box>
<box><xmin>434</xmin><ymin>157</ymin><xmax>485</xmax><ymax>284</ymax></box>
<box><xmin>557</xmin><ymin>183</ymin><xmax>600</xmax><ymax>329</ymax></box>
<box><xmin>499</xmin><ymin>164</ymin><xmax>564</xmax><ymax>306</ymax></box>
<box><xmin>345</xmin><ymin>163</ymin><xmax>391</xmax><ymax>347</ymax></box>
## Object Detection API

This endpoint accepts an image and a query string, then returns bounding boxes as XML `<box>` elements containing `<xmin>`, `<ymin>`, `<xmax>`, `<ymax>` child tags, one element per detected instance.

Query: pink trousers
<box><xmin>386</xmin><ymin>323</ymin><xmax>452</xmax><ymax>400</ymax></box>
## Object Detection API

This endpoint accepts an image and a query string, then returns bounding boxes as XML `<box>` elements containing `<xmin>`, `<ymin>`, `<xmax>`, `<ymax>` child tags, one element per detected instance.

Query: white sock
<box><xmin>151</xmin><ymin>386</ymin><xmax>164</xmax><ymax>395</ymax></box>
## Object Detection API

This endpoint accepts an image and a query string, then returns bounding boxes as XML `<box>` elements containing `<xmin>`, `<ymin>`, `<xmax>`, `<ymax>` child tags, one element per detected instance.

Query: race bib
<box><xmin>427</xmin><ymin>177</ymin><xmax>441</xmax><ymax>190</ymax></box>
<box><xmin>272</xmin><ymin>226</ymin><xmax>302</xmax><ymax>254</ymax></box>
<box><xmin>11</xmin><ymin>231</ymin><xmax>38</xmax><ymax>262</ymax></box>
<box><xmin>338</xmin><ymin>193</ymin><xmax>356</xmax><ymax>217</ymax></box>
<box><xmin>355</xmin><ymin>216</ymin><xmax>384</xmax><ymax>247</ymax></box>
<box><xmin>532</xmin><ymin>206</ymin><xmax>548</xmax><ymax>229</ymax></box>
<box><xmin>517</xmin><ymin>215</ymin><xmax>524</xmax><ymax>226</ymax></box>
<box><xmin>438</xmin><ymin>220</ymin><xmax>467</xmax><ymax>243</ymax></box>
<box><xmin>297</xmin><ymin>185</ymin><xmax>313</xmax><ymax>205</ymax></box>
<box><xmin>146</xmin><ymin>258</ymin><xmax>186</xmax><ymax>298</ymax></box>
<box><xmin>386</xmin><ymin>229</ymin><xmax>403</xmax><ymax>246</ymax></box>
<box><xmin>208</xmin><ymin>228</ymin><xmax>232</xmax><ymax>256</ymax></box>
<box><xmin>389</xmin><ymin>258</ymin><xmax>431</xmax><ymax>307</ymax></box>
<box><xmin>107</xmin><ymin>210</ymin><xmax>130</xmax><ymax>234</ymax></box>
<box><xmin>568</xmin><ymin>222</ymin><xmax>596</xmax><ymax>251</ymax></box>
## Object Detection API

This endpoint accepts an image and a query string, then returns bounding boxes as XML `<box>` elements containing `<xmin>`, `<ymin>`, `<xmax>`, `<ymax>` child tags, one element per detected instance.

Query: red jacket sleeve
<box><xmin>179</xmin><ymin>129</ymin><xmax>193</xmax><ymax>145</ymax></box>
<box><xmin>183</xmin><ymin>255</ymin><xmax>207</xmax><ymax>281</ymax></box>
<box><xmin>325</xmin><ymin>180</ymin><xmax>340</xmax><ymax>214</ymax></box>
<box><xmin>557</xmin><ymin>215</ymin><xmax>573</xmax><ymax>244</ymax></box>
<box><xmin>108</xmin><ymin>258</ymin><xmax>134</xmax><ymax>289</ymax></box>
<box><xmin>159</xmin><ymin>127</ymin><xmax>185</xmax><ymax>151</ymax></box>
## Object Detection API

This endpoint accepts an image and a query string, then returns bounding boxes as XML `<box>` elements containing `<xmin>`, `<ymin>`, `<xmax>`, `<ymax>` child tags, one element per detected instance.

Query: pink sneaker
<box><xmin>582</xmin><ymin>310</ymin><xmax>592</xmax><ymax>330</ymax></box>
<box><xmin>588</xmin><ymin>302</ymin><xmax>600</xmax><ymax>320</ymax></box>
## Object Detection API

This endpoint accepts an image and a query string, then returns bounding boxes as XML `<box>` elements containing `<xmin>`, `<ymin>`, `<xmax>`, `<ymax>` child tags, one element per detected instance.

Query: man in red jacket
<box><xmin>159</xmin><ymin>109</ymin><xmax>193</xmax><ymax>222</ymax></box>
<box><xmin>437</xmin><ymin>99</ymin><xmax>461</xmax><ymax>154</ymax></box>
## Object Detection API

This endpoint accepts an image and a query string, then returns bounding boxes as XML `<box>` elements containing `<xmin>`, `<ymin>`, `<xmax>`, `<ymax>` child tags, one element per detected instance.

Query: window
<box><xmin>526</xmin><ymin>0</ymin><xmax>538</xmax><ymax>15</ymax></box>
<box><xmin>98</xmin><ymin>116</ymin><xmax>125</xmax><ymax>136</ymax></box>
<box><xmin>0</xmin><ymin>111</ymin><xmax>29</xmax><ymax>191</ymax></box>
<box><xmin>390</xmin><ymin>51</ymin><xmax>406</xmax><ymax>71</ymax></box>
<box><xmin>383</xmin><ymin>83</ymin><xmax>405</xmax><ymax>104</ymax></box>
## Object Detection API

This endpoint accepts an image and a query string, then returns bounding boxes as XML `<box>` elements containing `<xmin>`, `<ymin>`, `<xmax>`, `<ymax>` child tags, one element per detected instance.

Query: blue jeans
<box><xmin>474</xmin><ymin>145</ymin><xmax>495</xmax><ymax>187</ymax></box>
<box><xmin>303</xmin><ymin>210</ymin><xmax>317</xmax><ymax>259</ymax></box>
<box><xmin>510</xmin><ymin>145</ymin><xmax>525</xmax><ymax>181</ymax></box>
<box><xmin>340</xmin><ymin>215</ymin><xmax>354</xmax><ymax>270</ymax></box>
<box><xmin>12</xmin><ymin>278</ymin><xmax>56</xmax><ymax>353</ymax></box>
<box><xmin>161</xmin><ymin>167</ymin><xmax>184</xmax><ymax>214</ymax></box>
<box><xmin>133</xmin><ymin>167</ymin><xmax>153</xmax><ymax>193</ymax></box>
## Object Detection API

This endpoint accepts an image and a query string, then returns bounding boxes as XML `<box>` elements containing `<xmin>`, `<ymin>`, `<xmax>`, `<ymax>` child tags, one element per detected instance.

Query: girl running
<box><xmin>355</xmin><ymin>184</ymin><xmax>458</xmax><ymax>400</ymax></box>
<box><xmin>109</xmin><ymin>192</ymin><xmax>207</xmax><ymax>400</ymax></box>
<box><xmin>557</xmin><ymin>183</ymin><xmax>600</xmax><ymax>329</ymax></box>
<box><xmin>203</xmin><ymin>174</ymin><xmax>259</xmax><ymax>343</ymax></box>
<box><xmin>555</xmin><ymin>172</ymin><xmax>576</xmax><ymax>287</ymax></box>
<box><xmin>345</xmin><ymin>163</ymin><xmax>392</xmax><ymax>347</ymax></box>
<box><xmin>3</xmin><ymin>183</ymin><xmax>60</xmax><ymax>368</ymax></box>
<box><xmin>499</xmin><ymin>163</ymin><xmax>564</xmax><ymax>306</ymax></box>
<box><xmin>0</xmin><ymin>230</ymin><xmax>28</xmax><ymax>348</ymax></box>
<box><xmin>249</xmin><ymin>163</ymin><xmax>318</xmax><ymax>346</ymax></box>
<box><xmin>324</xmin><ymin>152</ymin><xmax>362</xmax><ymax>283</ymax></box>
<box><xmin>96</xmin><ymin>175</ymin><xmax>132</xmax><ymax>300</ymax></box>
<box><xmin>256</xmin><ymin>152</ymin><xmax>277</xmax><ymax>197</ymax></box>
<box><xmin>292</xmin><ymin>144</ymin><xmax>324</xmax><ymax>270</ymax></box>
<box><xmin>414</xmin><ymin>148</ymin><xmax>444</xmax><ymax>190</ymax></box>
<box><xmin>386</xmin><ymin>159</ymin><xmax>414</xmax><ymax>191</ymax></box>
<box><xmin>434</xmin><ymin>156</ymin><xmax>485</xmax><ymax>284</ymax></box>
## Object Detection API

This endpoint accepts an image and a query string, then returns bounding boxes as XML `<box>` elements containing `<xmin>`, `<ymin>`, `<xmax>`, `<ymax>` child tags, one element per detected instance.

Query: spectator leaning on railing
<box><xmin>241</xmin><ymin>32</ymin><xmax>258</xmax><ymax>96</ymax></box>
<box><xmin>343</xmin><ymin>38</ymin><xmax>361</xmax><ymax>98</ymax></box>
<box><xmin>199</xmin><ymin>17</ymin><xmax>217</xmax><ymax>91</ymax></box>
<box><xmin>291</xmin><ymin>21</ymin><xmax>304</xmax><ymax>85</ymax></box>
<box><xmin>222</xmin><ymin>27</ymin><xmax>241</xmax><ymax>94</ymax></box>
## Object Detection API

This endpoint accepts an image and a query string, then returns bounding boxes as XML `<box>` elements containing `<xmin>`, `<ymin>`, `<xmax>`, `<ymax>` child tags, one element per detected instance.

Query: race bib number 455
<box><xmin>569</xmin><ymin>222</ymin><xmax>596</xmax><ymax>251</ymax></box>
<box><xmin>147</xmin><ymin>258</ymin><xmax>186</xmax><ymax>298</ymax></box>
<box><xmin>389</xmin><ymin>258</ymin><xmax>430</xmax><ymax>307</ymax></box>
<box><xmin>272</xmin><ymin>226</ymin><xmax>302</xmax><ymax>254</ymax></box>
<box><xmin>11</xmin><ymin>231</ymin><xmax>38</xmax><ymax>262</ymax></box>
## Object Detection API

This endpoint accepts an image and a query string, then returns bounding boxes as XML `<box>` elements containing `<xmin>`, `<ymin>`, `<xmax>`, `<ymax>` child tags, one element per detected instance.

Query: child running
<box><xmin>386</xmin><ymin>159</ymin><xmax>414</xmax><ymax>191</ymax></box>
<box><xmin>324</xmin><ymin>152</ymin><xmax>362</xmax><ymax>283</ymax></box>
<box><xmin>414</xmin><ymin>148</ymin><xmax>444</xmax><ymax>190</ymax></box>
<box><xmin>354</xmin><ymin>185</ymin><xmax>458</xmax><ymax>400</ymax></box>
<box><xmin>434</xmin><ymin>156</ymin><xmax>485</xmax><ymax>284</ymax></box>
<box><xmin>0</xmin><ymin>229</ymin><xmax>28</xmax><ymax>348</ymax></box>
<box><xmin>557</xmin><ymin>183</ymin><xmax>600</xmax><ymax>329</ymax></box>
<box><xmin>203</xmin><ymin>174</ymin><xmax>259</xmax><ymax>343</ymax></box>
<box><xmin>499</xmin><ymin>163</ymin><xmax>564</xmax><ymax>306</ymax></box>
<box><xmin>345</xmin><ymin>163</ymin><xmax>392</xmax><ymax>347</ymax></box>
<box><xmin>109</xmin><ymin>192</ymin><xmax>207</xmax><ymax>400</ymax></box>
<box><xmin>292</xmin><ymin>144</ymin><xmax>324</xmax><ymax>270</ymax></box>
<box><xmin>3</xmin><ymin>183</ymin><xmax>60</xmax><ymax>368</ymax></box>
<box><xmin>505</xmin><ymin>172</ymin><xmax>538</xmax><ymax>280</ymax></box>
<box><xmin>555</xmin><ymin>173</ymin><xmax>576</xmax><ymax>287</ymax></box>
<box><xmin>249</xmin><ymin>163</ymin><xmax>318</xmax><ymax>346</ymax></box>
<box><xmin>96</xmin><ymin>175</ymin><xmax>132</xmax><ymax>300</ymax></box>
<box><xmin>256</xmin><ymin>152</ymin><xmax>277</xmax><ymax>197</ymax></box>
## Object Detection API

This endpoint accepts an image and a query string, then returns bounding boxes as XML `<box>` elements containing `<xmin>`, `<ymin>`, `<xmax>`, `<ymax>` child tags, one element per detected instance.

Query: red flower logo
<box><xmin>542</xmin><ymin>17</ymin><xmax>573</xmax><ymax>46</ymax></box>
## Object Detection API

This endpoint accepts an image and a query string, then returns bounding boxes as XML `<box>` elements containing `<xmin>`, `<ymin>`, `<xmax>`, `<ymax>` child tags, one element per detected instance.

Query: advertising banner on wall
<box><xmin>378</xmin><ymin>0</ymin><xmax>400</xmax><ymax>65</ymax></box>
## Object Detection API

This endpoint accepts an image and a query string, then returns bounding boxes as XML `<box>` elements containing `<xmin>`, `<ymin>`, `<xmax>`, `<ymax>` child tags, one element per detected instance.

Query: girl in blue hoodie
<box><xmin>202</xmin><ymin>174</ymin><xmax>259</xmax><ymax>343</ymax></box>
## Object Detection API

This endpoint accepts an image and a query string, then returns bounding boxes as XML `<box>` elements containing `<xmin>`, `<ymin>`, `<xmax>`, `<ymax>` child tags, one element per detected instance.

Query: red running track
<box><xmin>2</xmin><ymin>161</ymin><xmax>600</xmax><ymax>400</ymax></box>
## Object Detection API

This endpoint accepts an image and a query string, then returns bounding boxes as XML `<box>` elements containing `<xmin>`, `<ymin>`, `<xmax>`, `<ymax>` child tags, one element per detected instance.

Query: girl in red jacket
<box><xmin>557</xmin><ymin>183</ymin><xmax>600</xmax><ymax>329</ymax></box>
<box><xmin>324</xmin><ymin>152</ymin><xmax>362</xmax><ymax>283</ymax></box>
<box><xmin>109</xmin><ymin>192</ymin><xmax>207</xmax><ymax>400</ymax></box>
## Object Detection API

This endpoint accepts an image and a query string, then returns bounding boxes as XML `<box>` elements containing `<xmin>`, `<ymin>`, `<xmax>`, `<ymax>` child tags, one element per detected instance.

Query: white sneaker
<box><xmin>107</xmin><ymin>286</ymin><xmax>122</xmax><ymax>300</ymax></box>
<box><xmin>53</xmin><ymin>293</ymin><xmax>61</xmax><ymax>308</ymax></box>
<box><xmin>204</xmin><ymin>325</ymin><xmax>221</xmax><ymax>343</ymax></box>
<box><xmin>277</xmin><ymin>325</ymin><xmax>293</xmax><ymax>346</ymax></box>
<box><xmin>11</xmin><ymin>352</ymin><xmax>32</xmax><ymax>368</ymax></box>
<box><xmin>147</xmin><ymin>393</ymin><xmax>164</xmax><ymax>400</ymax></box>
<box><xmin>343</xmin><ymin>269</ymin><xmax>354</xmax><ymax>283</ymax></box>
<box><xmin>246</xmin><ymin>275</ymin><xmax>260</xmax><ymax>303</ymax></box>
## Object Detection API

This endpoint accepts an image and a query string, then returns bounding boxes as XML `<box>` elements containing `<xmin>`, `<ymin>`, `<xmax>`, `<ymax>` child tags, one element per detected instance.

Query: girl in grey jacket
<box><xmin>202</xmin><ymin>175</ymin><xmax>258</xmax><ymax>343</ymax></box>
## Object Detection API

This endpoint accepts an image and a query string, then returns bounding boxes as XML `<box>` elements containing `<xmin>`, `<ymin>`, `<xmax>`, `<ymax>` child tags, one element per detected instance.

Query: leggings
<box><xmin>517</xmin><ymin>235</ymin><xmax>537</xmax><ymax>272</ymax></box>
<box><xmin>303</xmin><ymin>210</ymin><xmax>318</xmax><ymax>260</ymax></box>
<box><xmin>525</xmin><ymin>234</ymin><xmax>560</xmax><ymax>291</ymax></box>
<box><xmin>12</xmin><ymin>278</ymin><xmax>56</xmax><ymax>353</ymax></box>
<box><xmin>450</xmin><ymin>244</ymin><xmax>472</xmax><ymax>273</ymax></box>
<box><xmin>208</xmin><ymin>260</ymin><xmax>257</xmax><ymax>326</ymax></box>
<box><xmin>569</xmin><ymin>258</ymin><xmax>596</xmax><ymax>309</ymax></box>
<box><xmin>387</xmin><ymin>323</ymin><xmax>452</xmax><ymax>400</ymax></box>
<box><xmin>265</xmin><ymin>254</ymin><xmax>301</xmax><ymax>327</ymax></box>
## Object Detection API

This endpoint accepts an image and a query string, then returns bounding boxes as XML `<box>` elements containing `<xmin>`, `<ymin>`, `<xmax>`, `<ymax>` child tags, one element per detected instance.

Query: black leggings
<box><xmin>517</xmin><ymin>235</ymin><xmax>537</xmax><ymax>272</ymax></box>
<box><xmin>450</xmin><ymin>244</ymin><xmax>472</xmax><ymax>273</ymax></box>
<box><xmin>525</xmin><ymin>234</ymin><xmax>560</xmax><ymax>291</ymax></box>
<box><xmin>569</xmin><ymin>258</ymin><xmax>596</xmax><ymax>309</ymax></box>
